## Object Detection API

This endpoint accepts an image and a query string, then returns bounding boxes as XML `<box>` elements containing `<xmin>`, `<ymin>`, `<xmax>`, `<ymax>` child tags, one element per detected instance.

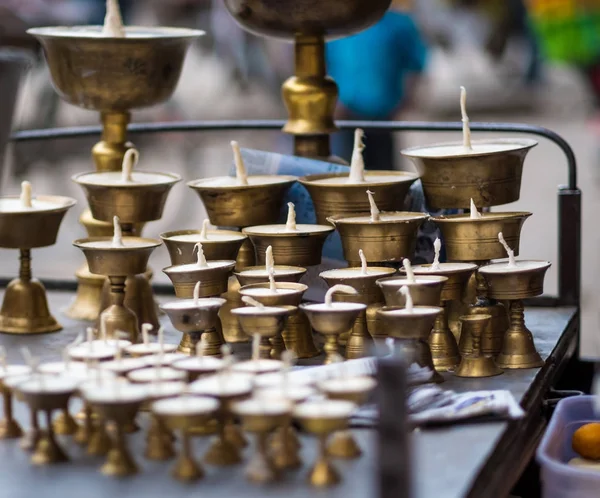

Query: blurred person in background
<box><xmin>326</xmin><ymin>0</ymin><xmax>427</xmax><ymax>169</ymax></box>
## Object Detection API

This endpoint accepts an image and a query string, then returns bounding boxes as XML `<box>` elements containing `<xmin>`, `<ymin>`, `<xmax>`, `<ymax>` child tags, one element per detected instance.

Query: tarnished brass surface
<box><xmin>478</xmin><ymin>261</ymin><xmax>551</xmax><ymax>300</ymax></box>
<box><xmin>234</xmin><ymin>265</ymin><xmax>306</xmax><ymax>286</ymax></box>
<box><xmin>163</xmin><ymin>261</ymin><xmax>235</xmax><ymax>298</ymax></box>
<box><xmin>454</xmin><ymin>315</ymin><xmax>503</xmax><ymax>378</ymax></box>
<box><xmin>402</xmin><ymin>138</ymin><xmax>537</xmax><ymax>209</ymax></box>
<box><xmin>377</xmin><ymin>275</ymin><xmax>447</xmax><ymax>307</ymax></box>
<box><xmin>160</xmin><ymin>230</ymin><xmax>246</xmax><ymax>266</ymax></box>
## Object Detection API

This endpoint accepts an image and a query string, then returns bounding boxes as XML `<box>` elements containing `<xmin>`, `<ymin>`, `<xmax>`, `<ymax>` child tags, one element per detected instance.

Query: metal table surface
<box><xmin>0</xmin><ymin>291</ymin><xmax>578</xmax><ymax>498</ymax></box>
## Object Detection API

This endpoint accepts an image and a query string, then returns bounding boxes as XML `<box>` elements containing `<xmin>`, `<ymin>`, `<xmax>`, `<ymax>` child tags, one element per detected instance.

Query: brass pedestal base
<box><xmin>220</xmin><ymin>277</ymin><xmax>249</xmax><ymax>343</ymax></box>
<box><xmin>172</xmin><ymin>431</ymin><xmax>203</xmax><ymax>481</ymax></box>
<box><xmin>0</xmin><ymin>391</ymin><xmax>22</xmax><ymax>439</ymax></box>
<box><xmin>429</xmin><ymin>303</ymin><xmax>460</xmax><ymax>372</ymax></box>
<box><xmin>282</xmin><ymin>312</ymin><xmax>320</xmax><ymax>358</ymax></box>
<box><xmin>145</xmin><ymin>416</ymin><xmax>175</xmax><ymax>461</ymax></box>
<box><xmin>31</xmin><ymin>411</ymin><xmax>68</xmax><ymax>465</ymax></box>
<box><xmin>101</xmin><ymin>425</ymin><xmax>138</xmax><ymax>477</ymax></box>
<box><xmin>64</xmin><ymin>264</ymin><xmax>104</xmax><ymax>321</ymax></box>
<box><xmin>0</xmin><ymin>277</ymin><xmax>60</xmax><ymax>334</ymax></box>
<box><xmin>496</xmin><ymin>300</ymin><xmax>543</xmax><ymax>369</ymax></box>
<box><xmin>204</xmin><ymin>437</ymin><xmax>241</xmax><ymax>466</ymax></box>
<box><xmin>455</xmin><ymin>314</ymin><xmax>503</xmax><ymax>378</ymax></box>
<box><xmin>308</xmin><ymin>436</ymin><xmax>340</xmax><ymax>487</ymax></box>
<box><xmin>21</xmin><ymin>409</ymin><xmax>41</xmax><ymax>451</ymax></box>
<box><xmin>87</xmin><ymin>420</ymin><xmax>111</xmax><ymax>456</ymax></box>
<box><xmin>327</xmin><ymin>430</ymin><xmax>361</xmax><ymax>459</ymax></box>
<box><xmin>345</xmin><ymin>311</ymin><xmax>374</xmax><ymax>360</ymax></box>
<box><xmin>177</xmin><ymin>332</ymin><xmax>204</xmax><ymax>356</ymax></box>
<box><xmin>246</xmin><ymin>433</ymin><xmax>279</xmax><ymax>483</ymax></box>
<box><xmin>53</xmin><ymin>409</ymin><xmax>78</xmax><ymax>436</ymax></box>
<box><xmin>466</xmin><ymin>301</ymin><xmax>508</xmax><ymax>356</ymax></box>
<box><xmin>272</xmin><ymin>425</ymin><xmax>301</xmax><ymax>470</ymax></box>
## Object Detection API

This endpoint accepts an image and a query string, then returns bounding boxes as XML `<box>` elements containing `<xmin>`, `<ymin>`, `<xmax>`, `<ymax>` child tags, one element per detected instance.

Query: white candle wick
<box><xmin>359</xmin><ymin>249</ymin><xmax>368</xmax><ymax>275</ymax></box>
<box><xmin>193</xmin><ymin>281</ymin><xmax>201</xmax><ymax>306</ymax></box>
<box><xmin>403</xmin><ymin>258</ymin><xmax>415</xmax><ymax>283</ymax></box>
<box><xmin>252</xmin><ymin>333</ymin><xmax>260</xmax><ymax>362</ymax></box>
<box><xmin>231</xmin><ymin>141</ymin><xmax>248</xmax><ymax>186</ymax></box>
<box><xmin>366</xmin><ymin>190</ymin><xmax>380</xmax><ymax>222</ymax></box>
<box><xmin>20</xmin><ymin>181</ymin><xmax>32</xmax><ymax>208</ymax></box>
<box><xmin>199</xmin><ymin>219</ymin><xmax>210</xmax><ymax>240</ymax></box>
<box><xmin>399</xmin><ymin>285</ymin><xmax>413</xmax><ymax>313</ymax></box>
<box><xmin>103</xmin><ymin>0</ymin><xmax>125</xmax><ymax>37</ymax></box>
<box><xmin>265</xmin><ymin>245</ymin><xmax>275</xmax><ymax>275</ymax></box>
<box><xmin>348</xmin><ymin>128</ymin><xmax>366</xmax><ymax>184</ymax></box>
<box><xmin>242</xmin><ymin>295</ymin><xmax>264</xmax><ymax>309</ymax></box>
<box><xmin>112</xmin><ymin>216</ymin><xmax>124</xmax><ymax>248</ymax></box>
<box><xmin>431</xmin><ymin>238</ymin><xmax>442</xmax><ymax>271</ymax></box>
<box><xmin>460</xmin><ymin>86</ymin><xmax>472</xmax><ymax>150</ymax></box>
<box><xmin>193</xmin><ymin>242</ymin><xmax>208</xmax><ymax>268</ymax></box>
<box><xmin>268</xmin><ymin>268</ymin><xmax>277</xmax><ymax>293</ymax></box>
<box><xmin>121</xmin><ymin>148</ymin><xmax>138</xmax><ymax>183</ymax></box>
<box><xmin>285</xmin><ymin>202</ymin><xmax>297</xmax><ymax>231</ymax></box>
<box><xmin>498</xmin><ymin>232</ymin><xmax>517</xmax><ymax>268</ymax></box>
<box><xmin>142</xmin><ymin>323</ymin><xmax>152</xmax><ymax>346</ymax></box>
<box><xmin>469</xmin><ymin>198</ymin><xmax>482</xmax><ymax>219</ymax></box>
<box><xmin>325</xmin><ymin>284</ymin><xmax>357</xmax><ymax>307</ymax></box>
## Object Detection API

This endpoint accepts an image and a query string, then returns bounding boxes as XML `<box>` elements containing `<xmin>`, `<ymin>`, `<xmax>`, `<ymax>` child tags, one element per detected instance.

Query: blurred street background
<box><xmin>1</xmin><ymin>0</ymin><xmax>600</xmax><ymax>355</ymax></box>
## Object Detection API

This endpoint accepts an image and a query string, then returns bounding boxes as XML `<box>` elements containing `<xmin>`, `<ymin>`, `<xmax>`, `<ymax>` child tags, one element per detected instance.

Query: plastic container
<box><xmin>537</xmin><ymin>395</ymin><xmax>600</xmax><ymax>497</ymax></box>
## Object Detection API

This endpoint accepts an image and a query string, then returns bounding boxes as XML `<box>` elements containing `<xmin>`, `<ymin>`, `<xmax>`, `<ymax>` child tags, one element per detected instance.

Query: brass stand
<box><xmin>496</xmin><ymin>300</ymin><xmax>543</xmax><ymax>369</ymax></box>
<box><xmin>53</xmin><ymin>408</ymin><xmax>78</xmax><ymax>436</ymax></box>
<box><xmin>455</xmin><ymin>314</ymin><xmax>503</xmax><ymax>377</ymax></box>
<box><xmin>0</xmin><ymin>388</ymin><xmax>22</xmax><ymax>439</ymax></box>
<box><xmin>20</xmin><ymin>409</ymin><xmax>40</xmax><ymax>451</ymax></box>
<box><xmin>32</xmin><ymin>410</ymin><xmax>69</xmax><ymax>465</ymax></box>
<box><xmin>204</xmin><ymin>402</ymin><xmax>244</xmax><ymax>466</ymax></box>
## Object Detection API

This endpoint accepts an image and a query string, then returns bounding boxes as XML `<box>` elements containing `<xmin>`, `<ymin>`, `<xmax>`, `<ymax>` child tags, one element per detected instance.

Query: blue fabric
<box><xmin>326</xmin><ymin>11</ymin><xmax>427</xmax><ymax>119</ymax></box>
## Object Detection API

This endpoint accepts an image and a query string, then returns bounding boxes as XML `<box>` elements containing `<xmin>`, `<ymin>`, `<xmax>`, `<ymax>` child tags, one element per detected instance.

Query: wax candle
<box><xmin>142</xmin><ymin>353</ymin><xmax>186</xmax><ymax>367</ymax></box>
<box><xmin>18</xmin><ymin>376</ymin><xmax>80</xmax><ymax>395</ymax></box>
<box><xmin>127</xmin><ymin>366</ymin><xmax>187</xmax><ymax>384</ymax></box>
<box><xmin>403</xmin><ymin>258</ymin><xmax>415</xmax><ymax>283</ymax></box>
<box><xmin>325</xmin><ymin>284</ymin><xmax>358</xmax><ymax>307</ymax></box>
<box><xmin>460</xmin><ymin>86</ymin><xmax>472</xmax><ymax>150</ymax></box>
<box><xmin>112</xmin><ymin>215</ymin><xmax>124</xmax><ymax>248</ymax></box>
<box><xmin>478</xmin><ymin>260</ymin><xmax>551</xmax><ymax>274</ymax></box>
<box><xmin>125</xmin><ymin>342</ymin><xmax>178</xmax><ymax>357</ymax></box>
<box><xmin>400</xmin><ymin>285</ymin><xmax>413</xmax><ymax>313</ymax></box>
<box><xmin>498</xmin><ymin>232</ymin><xmax>516</xmax><ymax>268</ymax></box>
<box><xmin>470</xmin><ymin>198</ymin><xmax>482</xmax><ymax>219</ymax></box>
<box><xmin>100</xmin><ymin>357</ymin><xmax>147</xmax><ymax>375</ymax></box>
<box><xmin>285</xmin><ymin>202</ymin><xmax>297</xmax><ymax>231</ymax></box>
<box><xmin>431</xmin><ymin>238</ymin><xmax>442</xmax><ymax>271</ymax></box>
<box><xmin>76</xmin><ymin>171</ymin><xmax>177</xmax><ymax>186</ymax></box>
<box><xmin>200</xmin><ymin>219</ymin><xmax>210</xmax><ymax>240</ymax></box>
<box><xmin>319</xmin><ymin>375</ymin><xmax>376</xmax><ymax>395</ymax></box>
<box><xmin>167</xmin><ymin>231</ymin><xmax>245</xmax><ymax>243</ymax></box>
<box><xmin>145</xmin><ymin>381</ymin><xmax>186</xmax><ymax>400</ymax></box>
<box><xmin>83</xmin><ymin>383</ymin><xmax>148</xmax><ymax>404</ymax></box>
<box><xmin>256</xmin><ymin>385</ymin><xmax>315</xmax><ymax>403</ymax></box>
<box><xmin>103</xmin><ymin>0</ymin><xmax>125</xmax><ymax>37</ymax></box>
<box><xmin>194</xmin><ymin>242</ymin><xmax>208</xmax><ymax>268</ymax></box>
<box><xmin>153</xmin><ymin>395</ymin><xmax>219</xmax><ymax>416</ymax></box>
<box><xmin>366</xmin><ymin>190</ymin><xmax>380</xmax><ymax>222</ymax></box>
<box><xmin>294</xmin><ymin>399</ymin><xmax>356</xmax><ymax>419</ymax></box>
<box><xmin>190</xmin><ymin>373</ymin><xmax>253</xmax><ymax>398</ymax></box>
<box><xmin>233</xmin><ymin>398</ymin><xmax>291</xmax><ymax>416</ymax></box>
<box><xmin>173</xmin><ymin>355</ymin><xmax>223</xmax><ymax>373</ymax></box>
<box><xmin>121</xmin><ymin>148</ymin><xmax>138</xmax><ymax>183</ymax></box>
<box><xmin>359</xmin><ymin>249</ymin><xmax>368</xmax><ymax>275</ymax></box>
<box><xmin>231</xmin><ymin>141</ymin><xmax>249</xmax><ymax>186</ymax></box>
<box><xmin>348</xmin><ymin>129</ymin><xmax>366</xmax><ymax>184</ymax></box>
<box><xmin>20</xmin><ymin>181</ymin><xmax>32</xmax><ymax>208</ymax></box>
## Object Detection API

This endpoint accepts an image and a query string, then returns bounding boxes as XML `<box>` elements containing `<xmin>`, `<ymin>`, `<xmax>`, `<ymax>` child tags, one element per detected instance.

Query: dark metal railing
<box><xmin>10</xmin><ymin>119</ymin><xmax>581</xmax><ymax>307</ymax></box>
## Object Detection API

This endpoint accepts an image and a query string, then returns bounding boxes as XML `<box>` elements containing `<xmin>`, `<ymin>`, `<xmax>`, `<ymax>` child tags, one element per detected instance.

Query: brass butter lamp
<box><xmin>328</xmin><ymin>190</ymin><xmax>428</xmax><ymax>266</ymax></box>
<box><xmin>320</xmin><ymin>249</ymin><xmax>395</xmax><ymax>357</ymax></box>
<box><xmin>0</xmin><ymin>363</ymin><xmax>31</xmax><ymax>439</ymax></box>
<box><xmin>454</xmin><ymin>314</ymin><xmax>503</xmax><ymax>377</ymax></box>
<box><xmin>28</xmin><ymin>6</ymin><xmax>202</xmax><ymax>319</ymax></box>
<box><xmin>73</xmin><ymin>216</ymin><xmax>161</xmax><ymax>342</ymax></box>
<box><xmin>153</xmin><ymin>395</ymin><xmax>219</xmax><ymax>481</ymax></box>
<box><xmin>0</xmin><ymin>182</ymin><xmax>75</xmax><ymax>334</ymax></box>
<box><xmin>222</xmin><ymin>2</ymin><xmax>391</xmax><ymax>160</ymax></box>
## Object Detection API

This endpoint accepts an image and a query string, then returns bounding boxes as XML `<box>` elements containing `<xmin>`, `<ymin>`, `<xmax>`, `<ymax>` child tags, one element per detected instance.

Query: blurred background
<box><xmin>0</xmin><ymin>0</ymin><xmax>599</xmax><ymax>355</ymax></box>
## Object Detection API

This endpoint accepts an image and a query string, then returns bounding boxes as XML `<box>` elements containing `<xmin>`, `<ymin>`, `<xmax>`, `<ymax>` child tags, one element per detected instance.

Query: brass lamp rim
<box><xmin>401</xmin><ymin>138</ymin><xmax>538</xmax><ymax>159</ymax></box>
<box><xmin>238</xmin><ymin>282</ymin><xmax>308</xmax><ymax>294</ymax></box>
<box><xmin>411</xmin><ymin>262</ymin><xmax>479</xmax><ymax>275</ymax></box>
<box><xmin>299</xmin><ymin>302</ymin><xmax>367</xmax><ymax>314</ymax></box>
<box><xmin>377</xmin><ymin>305</ymin><xmax>442</xmax><ymax>317</ymax></box>
<box><xmin>73</xmin><ymin>236</ymin><xmax>162</xmax><ymax>250</ymax></box>
<box><xmin>242</xmin><ymin>224</ymin><xmax>334</xmax><ymax>237</ymax></box>
<box><xmin>299</xmin><ymin>170</ymin><xmax>419</xmax><ymax>187</ymax></box>
<box><xmin>377</xmin><ymin>275</ymin><xmax>448</xmax><ymax>288</ymax></box>
<box><xmin>0</xmin><ymin>195</ymin><xmax>77</xmax><ymax>216</ymax></box>
<box><xmin>478</xmin><ymin>260</ymin><xmax>552</xmax><ymax>275</ymax></box>
<box><xmin>432</xmin><ymin>211</ymin><xmax>533</xmax><ymax>223</ymax></box>
<box><xmin>160</xmin><ymin>297</ymin><xmax>227</xmax><ymax>312</ymax></box>
<box><xmin>27</xmin><ymin>25</ymin><xmax>205</xmax><ymax>40</ymax></box>
<box><xmin>162</xmin><ymin>260</ymin><xmax>236</xmax><ymax>274</ymax></box>
<box><xmin>320</xmin><ymin>266</ymin><xmax>396</xmax><ymax>279</ymax></box>
<box><xmin>72</xmin><ymin>170</ymin><xmax>181</xmax><ymax>188</ymax></box>
<box><xmin>187</xmin><ymin>175</ymin><xmax>297</xmax><ymax>192</ymax></box>
<box><xmin>328</xmin><ymin>211</ymin><xmax>429</xmax><ymax>226</ymax></box>
<box><xmin>231</xmin><ymin>306</ymin><xmax>292</xmax><ymax>318</ymax></box>
<box><xmin>159</xmin><ymin>229</ymin><xmax>247</xmax><ymax>243</ymax></box>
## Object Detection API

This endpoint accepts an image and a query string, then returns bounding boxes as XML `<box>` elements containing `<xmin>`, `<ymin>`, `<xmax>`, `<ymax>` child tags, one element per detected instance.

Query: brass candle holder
<box><xmin>17</xmin><ymin>376</ymin><xmax>79</xmax><ymax>464</ymax></box>
<box><xmin>161</xmin><ymin>297</ymin><xmax>226</xmax><ymax>355</ymax></box>
<box><xmin>319</xmin><ymin>376</ymin><xmax>376</xmax><ymax>459</ymax></box>
<box><xmin>401</xmin><ymin>138</ymin><xmax>537</xmax><ymax>210</ymax></box>
<box><xmin>320</xmin><ymin>266</ymin><xmax>396</xmax><ymax>357</ymax></box>
<box><xmin>235</xmin><ymin>265</ymin><xmax>306</xmax><ymax>286</ymax></box>
<box><xmin>300</xmin><ymin>301</ymin><xmax>366</xmax><ymax>365</ymax></box>
<box><xmin>222</xmin><ymin>0</ymin><xmax>390</xmax><ymax>160</ymax></box>
<box><xmin>0</xmin><ymin>194</ymin><xmax>76</xmax><ymax>334</ymax></box>
<box><xmin>0</xmin><ymin>365</ymin><xmax>30</xmax><ymax>439</ymax></box>
<box><xmin>163</xmin><ymin>259</ymin><xmax>235</xmax><ymax>356</ymax></box>
<box><xmin>454</xmin><ymin>314</ymin><xmax>503</xmax><ymax>377</ymax></box>
<box><xmin>478</xmin><ymin>260</ymin><xmax>551</xmax><ymax>369</ymax></box>
<box><xmin>172</xmin><ymin>356</ymin><xmax>223</xmax><ymax>383</ymax></box>
<box><xmin>153</xmin><ymin>395</ymin><xmax>220</xmax><ymax>481</ymax></box>
<box><xmin>83</xmin><ymin>383</ymin><xmax>148</xmax><ymax>476</ymax></box>
<box><xmin>239</xmin><ymin>282</ymin><xmax>319</xmax><ymax>359</ymax></box>
<box><xmin>231</xmin><ymin>301</ymin><xmax>294</xmax><ymax>360</ymax></box>
<box><xmin>190</xmin><ymin>374</ymin><xmax>253</xmax><ymax>466</ymax></box>
<box><xmin>300</xmin><ymin>171</ymin><xmax>418</xmax><ymax>224</ymax></box>
<box><xmin>28</xmin><ymin>25</ymin><xmax>202</xmax><ymax>320</ymax></box>
<box><xmin>377</xmin><ymin>304</ymin><xmax>443</xmax><ymax>383</ymax></box>
<box><xmin>407</xmin><ymin>264</ymin><xmax>477</xmax><ymax>371</ymax></box>
<box><xmin>74</xmin><ymin>235</ymin><xmax>161</xmax><ymax>343</ymax></box>
<box><xmin>232</xmin><ymin>398</ymin><xmax>292</xmax><ymax>483</ymax></box>
<box><xmin>294</xmin><ymin>400</ymin><xmax>357</xmax><ymax>487</ymax></box>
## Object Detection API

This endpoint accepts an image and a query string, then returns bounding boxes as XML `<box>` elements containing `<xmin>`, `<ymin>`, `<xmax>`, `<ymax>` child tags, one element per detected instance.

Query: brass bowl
<box><xmin>160</xmin><ymin>297</ymin><xmax>226</xmax><ymax>333</ymax></box>
<box><xmin>318</xmin><ymin>376</ymin><xmax>376</xmax><ymax>405</ymax></box>
<box><xmin>73</xmin><ymin>236</ymin><xmax>161</xmax><ymax>276</ymax></box>
<box><xmin>163</xmin><ymin>261</ymin><xmax>236</xmax><ymax>298</ymax></box>
<box><xmin>232</xmin><ymin>399</ymin><xmax>290</xmax><ymax>433</ymax></box>
<box><xmin>0</xmin><ymin>195</ymin><xmax>76</xmax><ymax>249</ymax></box>
<box><xmin>153</xmin><ymin>396</ymin><xmax>219</xmax><ymax>430</ymax></box>
<box><xmin>320</xmin><ymin>267</ymin><xmax>396</xmax><ymax>304</ymax></box>
<box><xmin>73</xmin><ymin>171</ymin><xmax>180</xmax><ymax>223</ymax></box>
<box><xmin>376</xmin><ymin>306</ymin><xmax>442</xmax><ymax>340</ymax></box>
<box><xmin>328</xmin><ymin>212</ymin><xmax>428</xmax><ymax>264</ymax></box>
<box><xmin>222</xmin><ymin>0</ymin><xmax>390</xmax><ymax>39</ymax></box>
<box><xmin>234</xmin><ymin>265</ymin><xmax>306</xmax><ymax>286</ymax></box>
<box><xmin>231</xmin><ymin>305</ymin><xmax>292</xmax><ymax>338</ymax></box>
<box><xmin>243</xmin><ymin>224</ymin><xmax>334</xmax><ymax>267</ymax></box>
<box><xmin>160</xmin><ymin>230</ymin><xmax>246</xmax><ymax>265</ymax></box>
<box><xmin>377</xmin><ymin>275</ymin><xmax>447</xmax><ymax>307</ymax></box>
<box><xmin>411</xmin><ymin>263</ymin><xmax>478</xmax><ymax>302</ymax></box>
<box><xmin>187</xmin><ymin>176</ymin><xmax>296</xmax><ymax>227</ymax></box>
<box><xmin>299</xmin><ymin>171</ymin><xmax>419</xmax><ymax>224</ymax></box>
<box><xmin>300</xmin><ymin>302</ymin><xmax>366</xmax><ymax>336</ymax></box>
<box><xmin>401</xmin><ymin>138</ymin><xmax>537</xmax><ymax>209</ymax></box>
<box><xmin>478</xmin><ymin>261</ymin><xmax>551</xmax><ymax>300</ymax></box>
<box><xmin>433</xmin><ymin>212</ymin><xmax>532</xmax><ymax>262</ymax></box>
<box><xmin>27</xmin><ymin>26</ymin><xmax>203</xmax><ymax>111</ymax></box>
<box><xmin>293</xmin><ymin>400</ymin><xmax>356</xmax><ymax>435</ymax></box>
<box><xmin>238</xmin><ymin>282</ymin><xmax>307</xmax><ymax>306</ymax></box>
